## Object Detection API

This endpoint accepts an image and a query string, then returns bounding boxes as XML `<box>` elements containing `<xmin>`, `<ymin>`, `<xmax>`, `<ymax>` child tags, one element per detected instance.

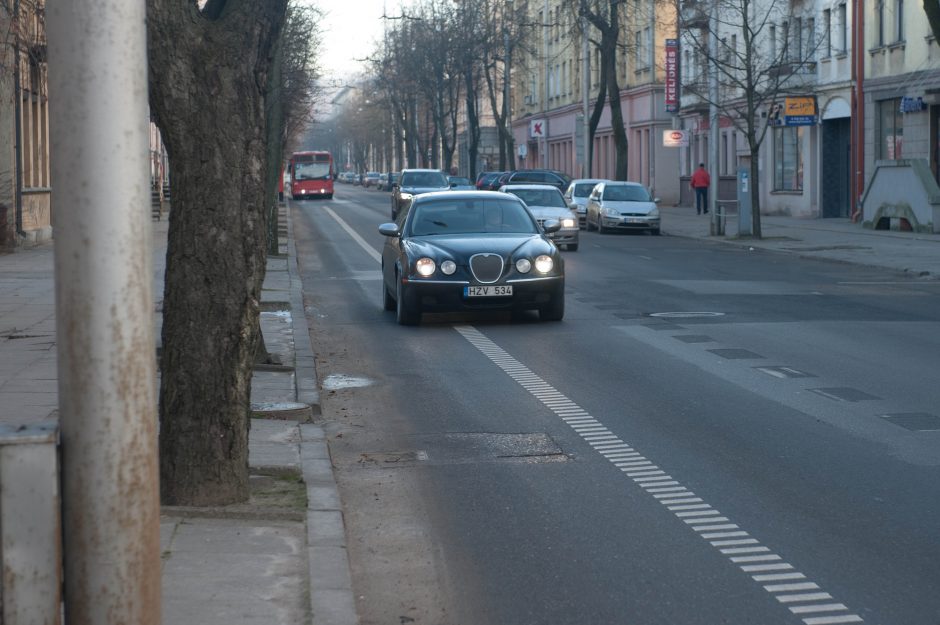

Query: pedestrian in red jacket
<box><xmin>690</xmin><ymin>163</ymin><xmax>710</xmax><ymax>215</ymax></box>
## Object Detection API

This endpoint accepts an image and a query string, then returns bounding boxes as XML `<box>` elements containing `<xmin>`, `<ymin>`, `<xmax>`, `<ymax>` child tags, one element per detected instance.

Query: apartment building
<box><xmin>1</xmin><ymin>0</ymin><xmax>50</xmax><ymax>247</ymax></box>
<box><xmin>510</xmin><ymin>0</ymin><xmax>682</xmax><ymax>204</ymax></box>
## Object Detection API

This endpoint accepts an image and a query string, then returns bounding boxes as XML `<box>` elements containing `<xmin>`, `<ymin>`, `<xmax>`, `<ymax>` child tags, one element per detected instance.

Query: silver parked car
<box><xmin>499</xmin><ymin>184</ymin><xmax>580</xmax><ymax>251</ymax></box>
<box><xmin>563</xmin><ymin>178</ymin><xmax>607</xmax><ymax>228</ymax></box>
<box><xmin>585</xmin><ymin>181</ymin><xmax>661</xmax><ymax>235</ymax></box>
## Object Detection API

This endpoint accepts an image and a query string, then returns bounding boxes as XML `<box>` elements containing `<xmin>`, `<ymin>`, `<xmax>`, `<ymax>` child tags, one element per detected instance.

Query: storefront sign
<box><xmin>782</xmin><ymin>97</ymin><xmax>817</xmax><ymax>126</ymax></box>
<box><xmin>529</xmin><ymin>119</ymin><xmax>546</xmax><ymax>138</ymax></box>
<box><xmin>662</xmin><ymin>129</ymin><xmax>689</xmax><ymax>147</ymax></box>
<box><xmin>900</xmin><ymin>96</ymin><xmax>926</xmax><ymax>113</ymax></box>
<box><xmin>664</xmin><ymin>39</ymin><xmax>679</xmax><ymax>113</ymax></box>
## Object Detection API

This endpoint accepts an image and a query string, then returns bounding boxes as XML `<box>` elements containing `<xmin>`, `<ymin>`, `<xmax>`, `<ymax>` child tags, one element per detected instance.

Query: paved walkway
<box><xmin>1</xmin><ymin>203</ymin><xmax>939</xmax><ymax>624</ymax></box>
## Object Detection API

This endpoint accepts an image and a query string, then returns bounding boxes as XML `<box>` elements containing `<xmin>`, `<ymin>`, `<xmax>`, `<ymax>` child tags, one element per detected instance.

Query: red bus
<box><xmin>289</xmin><ymin>151</ymin><xmax>334</xmax><ymax>199</ymax></box>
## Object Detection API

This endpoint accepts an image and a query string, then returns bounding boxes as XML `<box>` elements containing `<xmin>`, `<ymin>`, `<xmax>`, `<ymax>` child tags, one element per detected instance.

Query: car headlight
<box><xmin>648</xmin><ymin>208</ymin><xmax>660</xmax><ymax>218</ymax></box>
<box><xmin>534</xmin><ymin>255</ymin><xmax>553</xmax><ymax>274</ymax></box>
<box><xmin>399</xmin><ymin>192</ymin><xmax>413</xmax><ymax>201</ymax></box>
<box><xmin>602</xmin><ymin>205</ymin><xmax>620</xmax><ymax>217</ymax></box>
<box><xmin>560</xmin><ymin>218</ymin><xmax>576</xmax><ymax>229</ymax></box>
<box><xmin>415</xmin><ymin>257</ymin><xmax>436</xmax><ymax>277</ymax></box>
<box><xmin>440</xmin><ymin>260</ymin><xmax>457</xmax><ymax>275</ymax></box>
<box><xmin>515</xmin><ymin>258</ymin><xmax>532</xmax><ymax>274</ymax></box>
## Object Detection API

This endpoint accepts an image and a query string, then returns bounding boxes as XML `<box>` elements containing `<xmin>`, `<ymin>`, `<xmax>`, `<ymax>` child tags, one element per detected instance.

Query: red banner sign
<box><xmin>665</xmin><ymin>39</ymin><xmax>679</xmax><ymax>113</ymax></box>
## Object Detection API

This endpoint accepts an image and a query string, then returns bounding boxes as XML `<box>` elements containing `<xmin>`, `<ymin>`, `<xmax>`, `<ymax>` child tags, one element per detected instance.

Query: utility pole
<box><xmin>47</xmin><ymin>1</ymin><xmax>161</xmax><ymax>624</ymax></box>
<box><xmin>543</xmin><ymin>0</ymin><xmax>550</xmax><ymax>169</ymax></box>
<box><xmin>708</xmin><ymin>0</ymin><xmax>721</xmax><ymax>235</ymax></box>
<box><xmin>582</xmin><ymin>15</ymin><xmax>591</xmax><ymax>178</ymax></box>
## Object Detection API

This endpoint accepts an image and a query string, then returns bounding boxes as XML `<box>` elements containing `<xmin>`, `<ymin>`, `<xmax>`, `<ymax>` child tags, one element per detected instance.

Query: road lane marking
<box><xmin>454</xmin><ymin>324</ymin><xmax>864</xmax><ymax>624</ymax></box>
<box><xmin>321</xmin><ymin>205</ymin><xmax>381</xmax><ymax>263</ymax></box>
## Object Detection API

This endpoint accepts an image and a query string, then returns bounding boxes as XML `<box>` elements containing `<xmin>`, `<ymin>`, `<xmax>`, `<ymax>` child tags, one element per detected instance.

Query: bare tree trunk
<box><xmin>148</xmin><ymin>0</ymin><xmax>288</xmax><ymax>506</ymax></box>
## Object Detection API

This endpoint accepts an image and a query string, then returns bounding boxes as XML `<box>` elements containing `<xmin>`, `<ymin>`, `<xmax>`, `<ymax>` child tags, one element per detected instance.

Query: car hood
<box><xmin>405</xmin><ymin>233</ymin><xmax>555</xmax><ymax>261</ymax></box>
<box><xmin>526</xmin><ymin>205</ymin><xmax>577</xmax><ymax>221</ymax></box>
<box><xmin>401</xmin><ymin>185</ymin><xmax>450</xmax><ymax>194</ymax></box>
<box><xmin>602</xmin><ymin>200</ymin><xmax>657</xmax><ymax>214</ymax></box>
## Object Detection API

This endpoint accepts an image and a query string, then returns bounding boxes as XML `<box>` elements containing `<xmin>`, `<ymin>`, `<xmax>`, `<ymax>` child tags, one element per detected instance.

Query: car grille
<box><xmin>469</xmin><ymin>253</ymin><xmax>504</xmax><ymax>284</ymax></box>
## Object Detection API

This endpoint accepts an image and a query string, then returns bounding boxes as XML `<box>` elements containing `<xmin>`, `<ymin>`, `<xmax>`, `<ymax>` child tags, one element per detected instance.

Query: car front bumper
<box><xmin>601</xmin><ymin>215</ymin><xmax>660</xmax><ymax>230</ymax></box>
<box><xmin>547</xmin><ymin>227</ymin><xmax>579</xmax><ymax>246</ymax></box>
<box><xmin>401</xmin><ymin>275</ymin><xmax>564</xmax><ymax>312</ymax></box>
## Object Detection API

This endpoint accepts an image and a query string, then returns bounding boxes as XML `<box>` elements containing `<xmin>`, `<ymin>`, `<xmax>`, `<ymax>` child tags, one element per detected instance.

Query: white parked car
<box><xmin>499</xmin><ymin>184</ymin><xmax>580</xmax><ymax>251</ymax></box>
<box><xmin>563</xmin><ymin>178</ymin><xmax>608</xmax><ymax>228</ymax></box>
<box><xmin>585</xmin><ymin>181</ymin><xmax>661</xmax><ymax>235</ymax></box>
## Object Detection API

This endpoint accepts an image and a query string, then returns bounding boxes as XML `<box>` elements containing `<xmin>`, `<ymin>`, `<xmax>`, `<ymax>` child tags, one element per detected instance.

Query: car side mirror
<box><xmin>653</xmin><ymin>197</ymin><xmax>661</xmax><ymax>203</ymax></box>
<box><xmin>541</xmin><ymin>219</ymin><xmax>561</xmax><ymax>234</ymax></box>
<box><xmin>378</xmin><ymin>223</ymin><xmax>401</xmax><ymax>237</ymax></box>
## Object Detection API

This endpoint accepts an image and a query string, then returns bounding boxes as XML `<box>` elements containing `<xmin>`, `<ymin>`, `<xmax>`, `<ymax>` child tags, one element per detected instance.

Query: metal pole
<box><xmin>543</xmin><ymin>0</ymin><xmax>550</xmax><ymax>169</ymax></box>
<box><xmin>582</xmin><ymin>16</ymin><xmax>591</xmax><ymax>178</ymax></box>
<box><xmin>708</xmin><ymin>0</ymin><xmax>721</xmax><ymax>235</ymax></box>
<box><xmin>47</xmin><ymin>1</ymin><xmax>161</xmax><ymax>624</ymax></box>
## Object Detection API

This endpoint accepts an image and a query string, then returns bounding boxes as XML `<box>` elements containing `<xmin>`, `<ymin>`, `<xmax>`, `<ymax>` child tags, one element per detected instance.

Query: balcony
<box><xmin>767</xmin><ymin>60</ymin><xmax>817</xmax><ymax>88</ymax></box>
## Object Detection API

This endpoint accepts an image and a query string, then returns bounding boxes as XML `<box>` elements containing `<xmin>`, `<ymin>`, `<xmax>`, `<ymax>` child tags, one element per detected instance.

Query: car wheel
<box><xmin>598</xmin><ymin>219</ymin><xmax>608</xmax><ymax>234</ymax></box>
<box><xmin>651</xmin><ymin>227</ymin><xmax>661</xmax><ymax>236</ymax></box>
<box><xmin>395</xmin><ymin>271</ymin><xmax>419</xmax><ymax>325</ymax></box>
<box><xmin>567</xmin><ymin>243</ymin><xmax>579</xmax><ymax>252</ymax></box>
<box><xmin>540</xmin><ymin>294</ymin><xmax>565</xmax><ymax>322</ymax></box>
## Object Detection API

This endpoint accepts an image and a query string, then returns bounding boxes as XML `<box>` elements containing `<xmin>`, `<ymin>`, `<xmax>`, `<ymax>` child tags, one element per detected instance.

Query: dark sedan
<box><xmin>379</xmin><ymin>191</ymin><xmax>565</xmax><ymax>325</ymax></box>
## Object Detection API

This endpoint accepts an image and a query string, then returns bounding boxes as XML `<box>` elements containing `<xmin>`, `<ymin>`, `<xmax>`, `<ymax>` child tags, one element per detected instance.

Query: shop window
<box><xmin>878</xmin><ymin>98</ymin><xmax>903</xmax><ymax>159</ymax></box>
<box><xmin>773</xmin><ymin>126</ymin><xmax>803</xmax><ymax>191</ymax></box>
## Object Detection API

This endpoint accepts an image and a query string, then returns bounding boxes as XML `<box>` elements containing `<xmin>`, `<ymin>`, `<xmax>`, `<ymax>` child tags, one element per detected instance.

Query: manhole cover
<box><xmin>251</xmin><ymin>401</ymin><xmax>312</xmax><ymax>421</ymax></box>
<box><xmin>322</xmin><ymin>374</ymin><xmax>373</xmax><ymax>390</ymax></box>
<box><xmin>649</xmin><ymin>312</ymin><xmax>725</xmax><ymax>318</ymax></box>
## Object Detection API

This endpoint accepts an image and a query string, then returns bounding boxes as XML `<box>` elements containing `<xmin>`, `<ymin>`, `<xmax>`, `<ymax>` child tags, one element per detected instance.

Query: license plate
<box><xmin>464</xmin><ymin>285</ymin><xmax>513</xmax><ymax>297</ymax></box>
<box><xmin>625</xmin><ymin>218</ymin><xmax>644</xmax><ymax>224</ymax></box>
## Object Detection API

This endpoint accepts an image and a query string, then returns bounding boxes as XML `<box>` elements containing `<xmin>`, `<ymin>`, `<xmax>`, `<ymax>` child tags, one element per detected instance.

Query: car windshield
<box><xmin>409</xmin><ymin>198</ymin><xmax>537</xmax><ymax>235</ymax></box>
<box><xmin>604</xmin><ymin>185</ymin><xmax>651</xmax><ymax>202</ymax></box>
<box><xmin>507</xmin><ymin>188</ymin><xmax>567</xmax><ymax>208</ymax></box>
<box><xmin>401</xmin><ymin>171</ymin><xmax>448</xmax><ymax>188</ymax></box>
<box><xmin>574</xmin><ymin>183</ymin><xmax>598</xmax><ymax>197</ymax></box>
<box><xmin>294</xmin><ymin>162</ymin><xmax>331</xmax><ymax>180</ymax></box>
<box><xmin>449</xmin><ymin>177</ymin><xmax>472</xmax><ymax>186</ymax></box>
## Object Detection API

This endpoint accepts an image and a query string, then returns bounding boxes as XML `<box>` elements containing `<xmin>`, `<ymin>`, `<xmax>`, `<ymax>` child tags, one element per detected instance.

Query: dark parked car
<box><xmin>379</xmin><ymin>190</ymin><xmax>566</xmax><ymax>325</ymax></box>
<box><xmin>391</xmin><ymin>169</ymin><xmax>450</xmax><ymax>219</ymax></box>
<box><xmin>503</xmin><ymin>169</ymin><xmax>573</xmax><ymax>191</ymax></box>
<box><xmin>475</xmin><ymin>171</ymin><xmax>505</xmax><ymax>189</ymax></box>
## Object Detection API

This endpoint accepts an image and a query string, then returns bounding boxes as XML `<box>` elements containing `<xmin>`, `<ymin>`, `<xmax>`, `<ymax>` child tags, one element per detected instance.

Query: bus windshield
<box><xmin>294</xmin><ymin>162</ymin><xmax>331</xmax><ymax>180</ymax></box>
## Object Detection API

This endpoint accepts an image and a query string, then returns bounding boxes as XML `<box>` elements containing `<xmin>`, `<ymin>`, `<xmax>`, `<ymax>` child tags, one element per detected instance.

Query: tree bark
<box><xmin>148</xmin><ymin>0</ymin><xmax>288</xmax><ymax>506</ymax></box>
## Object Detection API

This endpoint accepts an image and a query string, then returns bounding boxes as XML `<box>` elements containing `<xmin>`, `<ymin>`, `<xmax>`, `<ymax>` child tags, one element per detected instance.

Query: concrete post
<box><xmin>47</xmin><ymin>1</ymin><xmax>161</xmax><ymax>624</ymax></box>
<box><xmin>708</xmin><ymin>1</ymin><xmax>722</xmax><ymax>235</ymax></box>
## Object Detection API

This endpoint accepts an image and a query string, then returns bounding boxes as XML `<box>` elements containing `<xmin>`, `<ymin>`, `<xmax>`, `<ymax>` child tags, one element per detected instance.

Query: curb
<box><xmin>285</xmin><ymin>202</ymin><xmax>359</xmax><ymax>625</ymax></box>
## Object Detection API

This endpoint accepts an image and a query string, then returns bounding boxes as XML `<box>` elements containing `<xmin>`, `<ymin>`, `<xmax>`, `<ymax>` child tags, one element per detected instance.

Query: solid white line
<box><xmin>721</xmin><ymin>546</ymin><xmax>771</xmax><ymax>555</ymax></box>
<box><xmin>625</xmin><ymin>470</ymin><xmax>665</xmax><ymax>477</ymax></box>
<box><xmin>639</xmin><ymin>480</ymin><xmax>680</xmax><ymax>488</ymax></box>
<box><xmin>691</xmin><ymin>523</ymin><xmax>738</xmax><ymax>531</ymax></box>
<box><xmin>661</xmin><ymin>498</ymin><xmax>704</xmax><ymax>505</ymax></box>
<box><xmin>753</xmin><ymin>572</ymin><xmax>805</xmax><ymax>582</ymax></box>
<box><xmin>731</xmin><ymin>554</ymin><xmax>782</xmax><ymax>563</ymax></box>
<box><xmin>741</xmin><ymin>563</ymin><xmax>795</xmax><ymax>572</ymax></box>
<box><xmin>322</xmin><ymin>205</ymin><xmax>381</xmax><ymax>263</ymax></box>
<box><xmin>633</xmin><ymin>476</ymin><xmax>674</xmax><ymax>483</ymax></box>
<box><xmin>776</xmin><ymin>592</ymin><xmax>834</xmax><ymax>603</ymax></box>
<box><xmin>764</xmin><ymin>582</ymin><xmax>820</xmax><ymax>593</ymax></box>
<box><xmin>701</xmin><ymin>531</ymin><xmax>750</xmax><ymax>539</ymax></box>
<box><xmin>676</xmin><ymin>509</ymin><xmax>720</xmax><ymax>518</ymax></box>
<box><xmin>801</xmin><ymin>615</ymin><xmax>863</xmax><ymax>624</ymax></box>
<box><xmin>648</xmin><ymin>486</ymin><xmax>689</xmax><ymax>494</ymax></box>
<box><xmin>711</xmin><ymin>538</ymin><xmax>759</xmax><ymax>547</ymax></box>
<box><xmin>686</xmin><ymin>518</ymin><xmax>732</xmax><ymax>526</ymax></box>
<box><xmin>667</xmin><ymin>503</ymin><xmax>711</xmax><ymax>511</ymax></box>
<box><xmin>789</xmin><ymin>604</ymin><xmax>848</xmax><ymax>614</ymax></box>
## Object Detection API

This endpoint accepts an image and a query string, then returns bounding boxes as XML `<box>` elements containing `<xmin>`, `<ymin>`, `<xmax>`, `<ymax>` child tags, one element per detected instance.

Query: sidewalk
<box><xmin>0</xmin><ymin>204</ymin><xmax>356</xmax><ymax>625</ymax></box>
<box><xmin>659</xmin><ymin>204</ymin><xmax>940</xmax><ymax>278</ymax></box>
<box><xmin>2</xmin><ymin>203</ymin><xmax>940</xmax><ymax>624</ymax></box>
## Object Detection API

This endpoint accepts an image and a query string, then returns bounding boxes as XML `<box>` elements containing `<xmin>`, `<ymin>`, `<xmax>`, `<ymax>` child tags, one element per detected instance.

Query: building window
<box><xmin>896</xmin><ymin>0</ymin><xmax>904</xmax><ymax>41</ymax></box>
<box><xmin>770</xmin><ymin>25</ymin><xmax>777</xmax><ymax>59</ymax></box>
<box><xmin>837</xmin><ymin>3</ymin><xmax>847</xmax><ymax>52</ymax></box>
<box><xmin>773</xmin><ymin>126</ymin><xmax>804</xmax><ymax>191</ymax></box>
<box><xmin>878</xmin><ymin>98</ymin><xmax>903</xmax><ymax>159</ymax></box>
<box><xmin>807</xmin><ymin>18</ymin><xmax>815</xmax><ymax>60</ymax></box>
<box><xmin>823</xmin><ymin>10</ymin><xmax>832</xmax><ymax>57</ymax></box>
<box><xmin>794</xmin><ymin>17</ymin><xmax>803</xmax><ymax>60</ymax></box>
<box><xmin>877</xmin><ymin>0</ymin><xmax>885</xmax><ymax>46</ymax></box>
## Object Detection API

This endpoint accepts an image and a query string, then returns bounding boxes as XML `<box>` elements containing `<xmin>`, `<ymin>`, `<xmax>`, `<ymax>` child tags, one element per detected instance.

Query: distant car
<box><xmin>475</xmin><ymin>171</ymin><xmax>504</xmax><ymax>189</ymax></box>
<box><xmin>377</xmin><ymin>173</ymin><xmax>389</xmax><ymax>189</ymax></box>
<box><xmin>564</xmin><ymin>178</ymin><xmax>608</xmax><ymax>228</ymax></box>
<box><xmin>503</xmin><ymin>169</ymin><xmax>572</xmax><ymax>191</ymax></box>
<box><xmin>448</xmin><ymin>176</ymin><xmax>475</xmax><ymax>190</ymax></box>
<box><xmin>391</xmin><ymin>169</ymin><xmax>450</xmax><ymax>219</ymax></box>
<box><xmin>379</xmin><ymin>190</ymin><xmax>565</xmax><ymax>324</ymax></box>
<box><xmin>381</xmin><ymin>172</ymin><xmax>400</xmax><ymax>191</ymax></box>
<box><xmin>585</xmin><ymin>181</ymin><xmax>661</xmax><ymax>234</ymax></box>
<box><xmin>363</xmin><ymin>172</ymin><xmax>381</xmax><ymax>188</ymax></box>
<box><xmin>499</xmin><ymin>184</ymin><xmax>580</xmax><ymax>251</ymax></box>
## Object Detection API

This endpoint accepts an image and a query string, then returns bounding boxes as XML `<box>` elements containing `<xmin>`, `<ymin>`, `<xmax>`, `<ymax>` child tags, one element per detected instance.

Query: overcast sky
<box><xmin>317</xmin><ymin>0</ymin><xmax>390</xmax><ymax>82</ymax></box>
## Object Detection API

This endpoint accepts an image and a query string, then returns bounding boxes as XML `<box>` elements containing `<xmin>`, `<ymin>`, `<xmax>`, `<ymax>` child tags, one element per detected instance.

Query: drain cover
<box><xmin>649</xmin><ymin>311</ymin><xmax>725</xmax><ymax>318</ymax></box>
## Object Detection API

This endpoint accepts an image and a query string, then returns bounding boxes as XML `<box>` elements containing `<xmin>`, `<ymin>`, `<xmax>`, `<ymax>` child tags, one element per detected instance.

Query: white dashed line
<box><xmin>454</xmin><ymin>325</ymin><xmax>863</xmax><ymax>625</ymax></box>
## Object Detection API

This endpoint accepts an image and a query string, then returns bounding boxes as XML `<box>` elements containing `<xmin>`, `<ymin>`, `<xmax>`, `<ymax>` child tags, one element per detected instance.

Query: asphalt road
<box><xmin>290</xmin><ymin>184</ymin><xmax>940</xmax><ymax>625</ymax></box>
